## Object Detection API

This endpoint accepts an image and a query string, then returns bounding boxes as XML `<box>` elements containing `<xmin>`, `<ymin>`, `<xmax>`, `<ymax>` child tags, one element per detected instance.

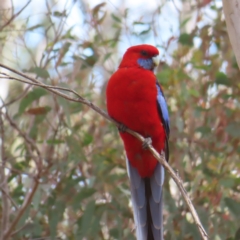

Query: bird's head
<box><xmin>119</xmin><ymin>44</ymin><xmax>159</xmax><ymax>71</ymax></box>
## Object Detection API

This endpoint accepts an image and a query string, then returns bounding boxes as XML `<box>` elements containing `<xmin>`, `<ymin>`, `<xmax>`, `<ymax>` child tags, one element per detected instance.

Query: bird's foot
<box><xmin>175</xmin><ymin>169</ymin><xmax>179</xmax><ymax>177</ymax></box>
<box><xmin>118</xmin><ymin>123</ymin><xmax>127</xmax><ymax>132</ymax></box>
<box><xmin>142</xmin><ymin>137</ymin><xmax>152</xmax><ymax>150</ymax></box>
<box><xmin>160</xmin><ymin>150</ymin><xmax>165</xmax><ymax>157</ymax></box>
<box><xmin>160</xmin><ymin>150</ymin><xmax>166</xmax><ymax>159</ymax></box>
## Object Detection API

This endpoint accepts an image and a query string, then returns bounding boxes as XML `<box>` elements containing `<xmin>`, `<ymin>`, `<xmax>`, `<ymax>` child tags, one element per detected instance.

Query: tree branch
<box><xmin>0</xmin><ymin>63</ymin><xmax>208</xmax><ymax>240</ymax></box>
<box><xmin>222</xmin><ymin>0</ymin><xmax>240</xmax><ymax>70</ymax></box>
<box><xmin>3</xmin><ymin>179</ymin><xmax>39</xmax><ymax>240</ymax></box>
<box><xmin>0</xmin><ymin>0</ymin><xmax>31</xmax><ymax>32</ymax></box>
<box><xmin>0</xmin><ymin>110</ymin><xmax>10</xmax><ymax>240</ymax></box>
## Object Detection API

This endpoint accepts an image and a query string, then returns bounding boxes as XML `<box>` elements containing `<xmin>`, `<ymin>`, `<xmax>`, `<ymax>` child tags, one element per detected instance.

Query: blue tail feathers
<box><xmin>126</xmin><ymin>159</ymin><xmax>164</xmax><ymax>240</ymax></box>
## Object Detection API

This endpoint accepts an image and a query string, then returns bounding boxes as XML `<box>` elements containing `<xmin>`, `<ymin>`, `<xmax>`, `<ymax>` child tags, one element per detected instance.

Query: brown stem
<box><xmin>0</xmin><ymin>110</ymin><xmax>9</xmax><ymax>240</ymax></box>
<box><xmin>3</xmin><ymin>180</ymin><xmax>39</xmax><ymax>240</ymax></box>
<box><xmin>0</xmin><ymin>0</ymin><xmax>31</xmax><ymax>31</ymax></box>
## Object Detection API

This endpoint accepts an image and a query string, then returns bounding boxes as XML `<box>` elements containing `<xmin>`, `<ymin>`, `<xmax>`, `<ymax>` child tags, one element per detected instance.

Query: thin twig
<box><xmin>0</xmin><ymin>185</ymin><xmax>18</xmax><ymax>210</ymax></box>
<box><xmin>3</xmin><ymin>179</ymin><xmax>39</xmax><ymax>240</ymax></box>
<box><xmin>4</xmin><ymin>111</ymin><xmax>42</xmax><ymax>167</ymax></box>
<box><xmin>10</xmin><ymin>222</ymin><xmax>31</xmax><ymax>236</ymax></box>
<box><xmin>0</xmin><ymin>63</ymin><xmax>208</xmax><ymax>240</ymax></box>
<box><xmin>0</xmin><ymin>84</ymin><xmax>31</xmax><ymax>110</ymax></box>
<box><xmin>0</xmin><ymin>110</ymin><xmax>10</xmax><ymax>240</ymax></box>
<box><xmin>0</xmin><ymin>163</ymin><xmax>35</xmax><ymax>179</ymax></box>
<box><xmin>0</xmin><ymin>0</ymin><xmax>31</xmax><ymax>31</ymax></box>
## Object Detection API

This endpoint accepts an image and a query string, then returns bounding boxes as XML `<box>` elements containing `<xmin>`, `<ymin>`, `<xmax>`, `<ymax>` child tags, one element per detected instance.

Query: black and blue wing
<box><xmin>156</xmin><ymin>82</ymin><xmax>170</xmax><ymax>161</ymax></box>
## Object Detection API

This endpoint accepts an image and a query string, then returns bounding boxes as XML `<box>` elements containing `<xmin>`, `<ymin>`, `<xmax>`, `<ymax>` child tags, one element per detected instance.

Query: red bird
<box><xmin>106</xmin><ymin>44</ymin><xmax>170</xmax><ymax>240</ymax></box>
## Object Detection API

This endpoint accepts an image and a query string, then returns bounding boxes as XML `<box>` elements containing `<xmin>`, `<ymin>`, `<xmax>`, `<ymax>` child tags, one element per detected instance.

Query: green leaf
<box><xmin>69</xmin><ymin>102</ymin><xmax>82</xmax><ymax>114</ymax></box>
<box><xmin>188</xmin><ymin>88</ymin><xmax>200</xmax><ymax>97</ymax></box>
<box><xmin>27</xmin><ymin>67</ymin><xmax>50</xmax><ymax>78</ymax></box>
<box><xmin>27</xmin><ymin>24</ymin><xmax>43</xmax><ymax>31</ymax></box>
<box><xmin>156</xmin><ymin>68</ymin><xmax>171</xmax><ymax>85</ymax></box>
<box><xmin>78</xmin><ymin>200</ymin><xmax>95</xmax><ymax>238</ymax></box>
<box><xmin>196</xmin><ymin>126</ymin><xmax>211</xmax><ymax>135</ymax></box>
<box><xmin>18</xmin><ymin>88</ymin><xmax>47</xmax><ymax>115</ymax></box>
<box><xmin>97</xmin><ymin>12</ymin><xmax>107</xmax><ymax>24</ymax></box>
<box><xmin>17</xmin><ymin>206</ymin><xmax>31</xmax><ymax>229</ymax></box>
<box><xmin>111</xmin><ymin>13</ymin><xmax>121</xmax><ymax>23</ymax></box>
<box><xmin>73</xmin><ymin>188</ymin><xmax>96</xmax><ymax>208</ymax></box>
<box><xmin>165</xmin><ymin>191</ymin><xmax>177</xmax><ymax>213</ymax></box>
<box><xmin>176</xmin><ymin>117</ymin><xmax>184</xmax><ymax>132</ymax></box>
<box><xmin>53</xmin><ymin>11</ymin><xmax>67</xmax><ymax>17</ymax></box>
<box><xmin>219</xmin><ymin>178</ymin><xmax>235</xmax><ymax>188</ymax></box>
<box><xmin>61</xmin><ymin>42</ymin><xmax>71</xmax><ymax>56</ymax></box>
<box><xmin>103</xmin><ymin>52</ymin><xmax>112</xmax><ymax>62</ymax></box>
<box><xmin>57</xmin><ymin>97</ymin><xmax>71</xmax><ymax>125</ymax></box>
<box><xmin>139</xmin><ymin>27</ymin><xmax>151</xmax><ymax>36</ymax></box>
<box><xmin>182</xmin><ymin>221</ymin><xmax>200</xmax><ymax>240</ymax></box>
<box><xmin>83</xmin><ymin>133</ymin><xmax>93</xmax><ymax>146</ymax></box>
<box><xmin>133</xmin><ymin>21</ymin><xmax>145</xmax><ymax>25</ymax></box>
<box><xmin>225</xmin><ymin>198</ymin><xmax>240</xmax><ymax>219</ymax></box>
<box><xmin>49</xmin><ymin>200</ymin><xmax>65</xmax><ymax>239</ymax></box>
<box><xmin>110</xmin><ymin>228</ymin><xmax>122</xmax><ymax>238</ymax></box>
<box><xmin>180</xmin><ymin>17</ymin><xmax>191</xmax><ymax>29</ymax></box>
<box><xmin>92</xmin><ymin>2</ymin><xmax>106</xmax><ymax>17</ymax></box>
<box><xmin>197</xmin><ymin>207</ymin><xmax>209</xmax><ymax>232</ymax></box>
<box><xmin>32</xmin><ymin>187</ymin><xmax>41</xmax><ymax>210</ymax></box>
<box><xmin>179</xmin><ymin>33</ymin><xmax>193</xmax><ymax>46</ymax></box>
<box><xmin>215</xmin><ymin>72</ymin><xmax>229</xmax><ymax>86</ymax></box>
<box><xmin>226</xmin><ymin>122</ymin><xmax>240</xmax><ymax>138</ymax></box>
<box><xmin>28</xmin><ymin>110</ymin><xmax>50</xmax><ymax>139</ymax></box>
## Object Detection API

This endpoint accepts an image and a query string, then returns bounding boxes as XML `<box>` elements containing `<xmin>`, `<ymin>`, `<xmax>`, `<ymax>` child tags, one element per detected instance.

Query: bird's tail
<box><xmin>126</xmin><ymin>160</ymin><xmax>164</xmax><ymax>240</ymax></box>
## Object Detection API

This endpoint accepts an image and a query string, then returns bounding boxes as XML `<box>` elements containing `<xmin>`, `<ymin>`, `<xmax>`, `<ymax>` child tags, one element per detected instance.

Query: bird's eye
<box><xmin>141</xmin><ymin>50</ymin><xmax>148</xmax><ymax>56</ymax></box>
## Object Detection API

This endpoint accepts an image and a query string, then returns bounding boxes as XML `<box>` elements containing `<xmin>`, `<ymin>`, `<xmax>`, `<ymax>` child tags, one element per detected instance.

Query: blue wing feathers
<box><xmin>156</xmin><ymin>82</ymin><xmax>170</xmax><ymax>161</ymax></box>
<box><xmin>156</xmin><ymin>83</ymin><xmax>170</xmax><ymax>138</ymax></box>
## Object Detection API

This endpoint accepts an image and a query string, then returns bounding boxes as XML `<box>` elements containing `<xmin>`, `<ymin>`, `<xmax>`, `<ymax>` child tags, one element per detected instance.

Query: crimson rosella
<box><xmin>106</xmin><ymin>44</ymin><xmax>170</xmax><ymax>240</ymax></box>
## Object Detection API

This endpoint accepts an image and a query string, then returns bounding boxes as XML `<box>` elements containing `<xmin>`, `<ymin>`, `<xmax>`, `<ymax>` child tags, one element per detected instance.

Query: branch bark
<box><xmin>3</xmin><ymin>179</ymin><xmax>39</xmax><ymax>240</ymax></box>
<box><xmin>0</xmin><ymin>63</ymin><xmax>208</xmax><ymax>240</ymax></box>
<box><xmin>0</xmin><ymin>0</ymin><xmax>31</xmax><ymax>32</ymax></box>
<box><xmin>0</xmin><ymin>110</ymin><xmax>10</xmax><ymax>240</ymax></box>
<box><xmin>222</xmin><ymin>0</ymin><xmax>240</xmax><ymax>70</ymax></box>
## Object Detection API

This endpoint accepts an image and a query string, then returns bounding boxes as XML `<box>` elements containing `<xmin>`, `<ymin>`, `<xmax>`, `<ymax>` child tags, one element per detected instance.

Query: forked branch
<box><xmin>0</xmin><ymin>63</ymin><xmax>208</xmax><ymax>240</ymax></box>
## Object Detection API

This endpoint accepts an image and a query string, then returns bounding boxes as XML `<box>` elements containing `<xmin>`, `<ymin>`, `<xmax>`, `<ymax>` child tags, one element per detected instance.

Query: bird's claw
<box><xmin>142</xmin><ymin>137</ymin><xmax>152</xmax><ymax>150</ymax></box>
<box><xmin>160</xmin><ymin>150</ymin><xmax>165</xmax><ymax>157</ymax></box>
<box><xmin>160</xmin><ymin>150</ymin><xmax>166</xmax><ymax>160</ymax></box>
<box><xmin>118</xmin><ymin>123</ymin><xmax>127</xmax><ymax>132</ymax></box>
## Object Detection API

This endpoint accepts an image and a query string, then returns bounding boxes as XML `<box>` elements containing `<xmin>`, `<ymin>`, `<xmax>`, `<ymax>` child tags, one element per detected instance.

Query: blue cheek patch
<box><xmin>137</xmin><ymin>58</ymin><xmax>154</xmax><ymax>70</ymax></box>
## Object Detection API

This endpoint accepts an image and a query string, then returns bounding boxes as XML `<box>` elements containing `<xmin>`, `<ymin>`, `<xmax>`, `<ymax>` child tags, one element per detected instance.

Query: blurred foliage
<box><xmin>0</xmin><ymin>0</ymin><xmax>239</xmax><ymax>239</ymax></box>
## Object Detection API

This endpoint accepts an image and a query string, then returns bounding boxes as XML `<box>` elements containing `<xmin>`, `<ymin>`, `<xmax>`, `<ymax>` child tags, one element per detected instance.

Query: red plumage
<box><xmin>106</xmin><ymin>45</ymin><xmax>166</xmax><ymax>177</ymax></box>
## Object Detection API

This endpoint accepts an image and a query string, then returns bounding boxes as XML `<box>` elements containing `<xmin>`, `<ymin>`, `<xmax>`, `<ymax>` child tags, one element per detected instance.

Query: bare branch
<box><xmin>223</xmin><ymin>0</ymin><xmax>240</xmax><ymax>70</ymax></box>
<box><xmin>0</xmin><ymin>185</ymin><xmax>18</xmax><ymax>210</ymax></box>
<box><xmin>4</xmin><ymin>111</ymin><xmax>43</xmax><ymax>173</ymax></box>
<box><xmin>3</xmin><ymin>179</ymin><xmax>39</xmax><ymax>240</ymax></box>
<box><xmin>0</xmin><ymin>0</ymin><xmax>31</xmax><ymax>32</ymax></box>
<box><xmin>0</xmin><ymin>110</ymin><xmax>10</xmax><ymax>240</ymax></box>
<box><xmin>0</xmin><ymin>63</ymin><xmax>208</xmax><ymax>240</ymax></box>
<box><xmin>0</xmin><ymin>84</ymin><xmax>31</xmax><ymax>110</ymax></box>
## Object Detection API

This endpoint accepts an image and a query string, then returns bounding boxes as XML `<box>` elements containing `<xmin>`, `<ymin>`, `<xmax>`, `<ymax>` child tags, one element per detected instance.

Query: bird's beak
<box><xmin>152</xmin><ymin>55</ymin><xmax>160</xmax><ymax>68</ymax></box>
